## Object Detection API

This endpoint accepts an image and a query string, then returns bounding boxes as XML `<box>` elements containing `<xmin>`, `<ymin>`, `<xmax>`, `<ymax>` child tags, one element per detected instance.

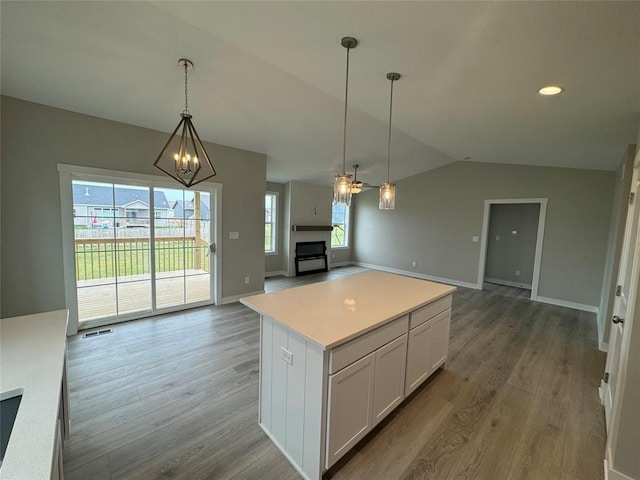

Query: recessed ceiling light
<box><xmin>538</xmin><ymin>85</ymin><xmax>565</xmax><ymax>96</ymax></box>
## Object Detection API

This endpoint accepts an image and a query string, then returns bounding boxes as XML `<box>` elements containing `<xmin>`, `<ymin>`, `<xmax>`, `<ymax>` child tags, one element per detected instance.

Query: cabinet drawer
<box><xmin>410</xmin><ymin>295</ymin><xmax>452</xmax><ymax>329</ymax></box>
<box><xmin>329</xmin><ymin>315</ymin><xmax>409</xmax><ymax>374</ymax></box>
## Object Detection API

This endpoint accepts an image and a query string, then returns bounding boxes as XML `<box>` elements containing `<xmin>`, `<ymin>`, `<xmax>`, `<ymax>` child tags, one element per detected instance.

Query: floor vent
<box><xmin>82</xmin><ymin>328</ymin><xmax>113</xmax><ymax>338</ymax></box>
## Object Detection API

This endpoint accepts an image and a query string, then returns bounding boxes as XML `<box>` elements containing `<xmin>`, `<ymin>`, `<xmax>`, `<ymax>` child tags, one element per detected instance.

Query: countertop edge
<box><xmin>241</xmin><ymin>276</ymin><xmax>456</xmax><ymax>350</ymax></box>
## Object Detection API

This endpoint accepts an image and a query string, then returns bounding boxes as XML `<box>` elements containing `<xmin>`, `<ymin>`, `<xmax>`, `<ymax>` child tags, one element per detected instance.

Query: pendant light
<box><xmin>333</xmin><ymin>37</ymin><xmax>358</xmax><ymax>207</ymax></box>
<box><xmin>379</xmin><ymin>72</ymin><xmax>400</xmax><ymax>210</ymax></box>
<box><xmin>154</xmin><ymin>58</ymin><xmax>216</xmax><ymax>188</ymax></box>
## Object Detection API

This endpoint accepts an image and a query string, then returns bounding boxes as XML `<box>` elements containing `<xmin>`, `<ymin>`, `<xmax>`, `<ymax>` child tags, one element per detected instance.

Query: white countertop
<box><xmin>0</xmin><ymin>310</ymin><xmax>68</xmax><ymax>480</ymax></box>
<box><xmin>241</xmin><ymin>271</ymin><xmax>456</xmax><ymax>349</ymax></box>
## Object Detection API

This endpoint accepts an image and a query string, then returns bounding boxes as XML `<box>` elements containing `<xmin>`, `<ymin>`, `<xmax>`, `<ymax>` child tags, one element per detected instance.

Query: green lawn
<box><xmin>75</xmin><ymin>240</ymin><xmax>210</xmax><ymax>281</ymax></box>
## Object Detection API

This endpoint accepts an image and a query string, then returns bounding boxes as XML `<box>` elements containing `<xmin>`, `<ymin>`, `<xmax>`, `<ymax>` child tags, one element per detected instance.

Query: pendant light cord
<box><xmin>184</xmin><ymin>62</ymin><xmax>189</xmax><ymax>114</ymax></box>
<box><xmin>342</xmin><ymin>46</ymin><xmax>351</xmax><ymax>176</ymax></box>
<box><xmin>386</xmin><ymin>77</ymin><xmax>395</xmax><ymax>183</ymax></box>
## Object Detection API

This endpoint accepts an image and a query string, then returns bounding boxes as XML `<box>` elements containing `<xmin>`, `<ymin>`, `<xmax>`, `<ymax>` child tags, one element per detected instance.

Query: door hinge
<box><xmin>616</xmin><ymin>285</ymin><xmax>622</xmax><ymax>296</ymax></box>
<box><xmin>630</xmin><ymin>192</ymin><xmax>635</xmax><ymax>205</ymax></box>
<box><xmin>603</xmin><ymin>372</ymin><xmax>609</xmax><ymax>383</ymax></box>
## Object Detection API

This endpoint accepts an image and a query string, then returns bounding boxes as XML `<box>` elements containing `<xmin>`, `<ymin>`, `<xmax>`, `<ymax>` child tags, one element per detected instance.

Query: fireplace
<box><xmin>295</xmin><ymin>241</ymin><xmax>328</xmax><ymax>276</ymax></box>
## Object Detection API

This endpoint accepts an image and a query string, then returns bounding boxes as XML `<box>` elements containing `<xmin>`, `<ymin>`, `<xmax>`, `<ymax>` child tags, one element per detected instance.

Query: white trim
<box><xmin>477</xmin><ymin>198</ymin><xmax>547</xmax><ymax>301</ymax></box>
<box><xmin>57</xmin><ymin>163</ymin><xmax>223</xmax><ymax>331</ymax></box>
<box><xmin>606</xmin><ymin>462</ymin><xmax>634</xmax><ymax>480</ymax></box>
<box><xmin>265</xmin><ymin>191</ymin><xmax>279</xmax><ymax>255</ymax></box>
<box><xmin>484</xmin><ymin>277</ymin><xmax>532</xmax><ymax>289</ymax></box>
<box><xmin>265</xmin><ymin>270</ymin><xmax>287</xmax><ymax>278</ymax></box>
<box><xmin>600</xmin><ymin>341</ymin><xmax>609</xmax><ymax>353</ymax></box>
<box><xmin>331</xmin><ymin>261</ymin><xmax>354</xmax><ymax>269</ymax></box>
<box><xmin>58</xmin><ymin>167</ymin><xmax>79</xmax><ymax>335</ymax></box>
<box><xmin>222</xmin><ymin>290</ymin><xmax>265</xmax><ymax>304</ymax></box>
<box><xmin>353</xmin><ymin>262</ymin><xmax>479</xmax><ymax>289</ymax></box>
<box><xmin>535</xmin><ymin>295</ymin><xmax>599</xmax><ymax>313</ymax></box>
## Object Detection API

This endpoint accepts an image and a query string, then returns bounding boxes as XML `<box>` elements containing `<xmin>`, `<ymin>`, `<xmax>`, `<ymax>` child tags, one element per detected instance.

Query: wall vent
<box><xmin>82</xmin><ymin>328</ymin><xmax>113</xmax><ymax>338</ymax></box>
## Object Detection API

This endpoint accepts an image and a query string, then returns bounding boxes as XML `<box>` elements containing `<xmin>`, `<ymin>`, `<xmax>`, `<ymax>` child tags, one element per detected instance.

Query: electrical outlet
<box><xmin>515</xmin><ymin>270</ymin><xmax>520</xmax><ymax>276</ymax></box>
<box><xmin>280</xmin><ymin>347</ymin><xmax>293</xmax><ymax>365</ymax></box>
<box><xmin>472</xmin><ymin>236</ymin><xmax>479</xmax><ymax>242</ymax></box>
<box><xmin>244</xmin><ymin>276</ymin><xmax>250</xmax><ymax>284</ymax></box>
<box><xmin>496</xmin><ymin>235</ymin><xmax>501</xmax><ymax>241</ymax></box>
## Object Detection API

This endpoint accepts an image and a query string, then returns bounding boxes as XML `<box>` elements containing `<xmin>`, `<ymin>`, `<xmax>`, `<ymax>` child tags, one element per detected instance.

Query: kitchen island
<box><xmin>241</xmin><ymin>271</ymin><xmax>455</xmax><ymax>480</ymax></box>
<box><xmin>0</xmin><ymin>310</ymin><xmax>69</xmax><ymax>480</ymax></box>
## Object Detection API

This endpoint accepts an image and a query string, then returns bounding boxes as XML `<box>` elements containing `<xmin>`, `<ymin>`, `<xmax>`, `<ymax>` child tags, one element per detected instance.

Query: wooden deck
<box><xmin>77</xmin><ymin>271</ymin><xmax>210</xmax><ymax>322</ymax></box>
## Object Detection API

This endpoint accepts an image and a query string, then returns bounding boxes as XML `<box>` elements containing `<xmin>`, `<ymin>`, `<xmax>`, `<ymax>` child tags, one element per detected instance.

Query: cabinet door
<box><xmin>405</xmin><ymin>320</ymin><xmax>432</xmax><ymax>396</ymax></box>
<box><xmin>372</xmin><ymin>334</ymin><xmax>407</xmax><ymax>426</ymax></box>
<box><xmin>326</xmin><ymin>352</ymin><xmax>375</xmax><ymax>468</ymax></box>
<box><xmin>428</xmin><ymin>309</ymin><xmax>451</xmax><ymax>374</ymax></box>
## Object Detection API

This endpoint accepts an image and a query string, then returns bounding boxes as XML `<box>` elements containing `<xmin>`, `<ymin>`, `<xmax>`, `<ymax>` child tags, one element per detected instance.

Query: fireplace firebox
<box><xmin>295</xmin><ymin>241</ymin><xmax>328</xmax><ymax>276</ymax></box>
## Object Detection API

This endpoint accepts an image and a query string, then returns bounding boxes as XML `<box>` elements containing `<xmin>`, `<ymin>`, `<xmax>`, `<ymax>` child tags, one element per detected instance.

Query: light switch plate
<box><xmin>229</xmin><ymin>231</ymin><xmax>239</xmax><ymax>239</ymax></box>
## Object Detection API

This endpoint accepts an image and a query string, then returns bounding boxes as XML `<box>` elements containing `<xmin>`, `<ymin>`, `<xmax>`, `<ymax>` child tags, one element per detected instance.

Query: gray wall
<box><xmin>353</xmin><ymin>161</ymin><xmax>615</xmax><ymax>307</ymax></box>
<box><xmin>1</xmin><ymin>96</ymin><xmax>266</xmax><ymax>318</ymax></box>
<box><xmin>265</xmin><ymin>181</ymin><xmax>286</xmax><ymax>275</ymax></box>
<box><xmin>485</xmin><ymin>203</ymin><xmax>540</xmax><ymax>287</ymax></box>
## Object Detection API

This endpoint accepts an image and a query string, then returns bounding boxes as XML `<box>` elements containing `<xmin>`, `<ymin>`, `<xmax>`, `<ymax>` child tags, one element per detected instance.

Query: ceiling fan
<box><xmin>350</xmin><ymin>164</ymin><xmax>371</xmax><ymax>194</ymax></box>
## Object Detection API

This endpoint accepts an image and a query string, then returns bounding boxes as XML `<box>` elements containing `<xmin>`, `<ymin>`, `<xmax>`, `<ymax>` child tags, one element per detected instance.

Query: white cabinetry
<box><xmin>245</xmin><ymin>273</ymin><xmax>456</xmax><ymax>480</ymax></box>
<box><xmin>372</xmin><ymin>334</ymin><xmax>407</xmax><ymax>426</ymax></box>
<box><xmin>326</xmin><ymin>317</ymin><xmax>408</xmax><ymax>468</ymax></box>
<box><xmin>406</xmin><ymin>319</ymin><xmax>432</xmax><ymax>396</ymax></box>
<box><xmin>326</xmin><ymin>352</ymin><xmax>375</xmax><ymax>467</ymax></box>
<box><xmin>406</xmin><ymin>305</ymin><xmax>452</xmax><ymax>397</ymax></box>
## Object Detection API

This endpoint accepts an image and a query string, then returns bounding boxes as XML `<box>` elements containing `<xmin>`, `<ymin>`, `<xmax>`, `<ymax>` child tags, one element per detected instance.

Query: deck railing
<box><xmin>74</xmin><ymin>236</ymin><xmax>210</xmax><ymax>281</ymax></box>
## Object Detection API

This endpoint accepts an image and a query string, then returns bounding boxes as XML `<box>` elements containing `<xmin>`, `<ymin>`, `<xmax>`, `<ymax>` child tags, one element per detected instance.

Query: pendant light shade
<box><xmin>154</xmin><ymin>59</ymin><xmax>216</xmax><ymax>188</ymax></box>
<box><xmin>333</xmin><ymin>37</ymin><xmax>358</xmax><ymax>207</ymax></box>
<box><xmin>379</xmin><ymin>72</ymin><xmax>400</xmax><ymax>210</ymax></box>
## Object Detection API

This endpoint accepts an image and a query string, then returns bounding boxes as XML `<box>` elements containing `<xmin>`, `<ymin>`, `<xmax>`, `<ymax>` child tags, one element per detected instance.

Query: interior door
<box><xmin>603</xmin><ymin>162</ymin><xmax>639</xmax><ymax>430</ymax></box>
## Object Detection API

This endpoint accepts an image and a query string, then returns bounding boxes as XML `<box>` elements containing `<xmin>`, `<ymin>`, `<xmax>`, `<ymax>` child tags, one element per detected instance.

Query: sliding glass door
<box><xmin>71</xmin><ymin>178</ymin><xmax>214</xmax><ymax>327</ymax></box>
<box><xmin>154</xmin><ymin>188</ymin><xmax>211</xmax><ymax>309</ymax></box>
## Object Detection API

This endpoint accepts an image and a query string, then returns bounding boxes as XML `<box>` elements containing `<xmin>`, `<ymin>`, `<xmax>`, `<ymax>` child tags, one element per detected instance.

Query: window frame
<box><xmin>265</xmin><ymin>192</ymin><xmax>278</xmax><ymax>255</ymax></box>
<box><xmin>331</xmin><ymin>202</ymin><xmax>350</xmax><ymax>249</ymax></box>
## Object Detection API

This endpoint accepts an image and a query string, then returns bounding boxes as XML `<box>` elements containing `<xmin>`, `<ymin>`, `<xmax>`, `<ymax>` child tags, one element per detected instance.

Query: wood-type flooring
<box><xmin>63</xmin><ymin>266</ymin><xmax>606</xmax><ymax>480</ymax></box>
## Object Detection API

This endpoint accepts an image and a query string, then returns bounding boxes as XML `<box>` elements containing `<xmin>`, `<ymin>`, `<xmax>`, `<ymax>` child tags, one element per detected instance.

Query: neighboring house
<box><xmin>170</xmin><ymin>198</ymin><xmax>210</xmax><ymax>221</ymax></box>
<box><xmin>72</xmin><ymin>184</ymin><xmax>171</xmax><ymax>228</ymax></box>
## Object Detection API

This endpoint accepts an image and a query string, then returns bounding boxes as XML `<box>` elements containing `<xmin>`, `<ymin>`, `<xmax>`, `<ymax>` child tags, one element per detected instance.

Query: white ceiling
<box><xmin>2</xmin><ymin>1</ymin><xmax>639</xmax><ymax>185</ymax></box>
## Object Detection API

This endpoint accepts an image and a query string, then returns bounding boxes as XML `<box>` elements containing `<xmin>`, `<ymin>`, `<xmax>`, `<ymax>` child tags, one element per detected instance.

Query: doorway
<box><xmin>484</xmin><ymin>203</ymin><xmax>540</xmax><ymax>290</ymax></box>
<box><xmin>58</xmin><ymin>165</ymin><xmax>222</xmax><ymax>333</ymax></box>
<box><xmin>477</xmin><ymin>198</ymin><xmax>548</xmax><ymax>300</ymax></box>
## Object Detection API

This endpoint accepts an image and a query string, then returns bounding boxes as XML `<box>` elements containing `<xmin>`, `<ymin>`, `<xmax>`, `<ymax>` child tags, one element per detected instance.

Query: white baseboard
<box><xmin>605</xmin><ymin>459</ymin><xmax>635</xmax><ymax>480</ymax></box>
<box><xmin>352</xmin><ymin>262</ymin><xmax>479</xmax><ymax>289</ymax></box>
<box><xmin>265</xmin><ymin>270</ymin><xmax>287</xmax><ymax>278</ymax></box>
<box><xmin>222</xmin><ymin>290</ymin><xmax>265</xmax><ymax>304</ymax></box>
<box><xmin>331</xmin><ymin>261</ymin><xmax>353</xmax><ymax>268</ymax></box>
<box><xmin>484</xmin><ymin>277</ymin><xmax>532</xmax><ymax>289</ymax></box>
<box><xmin>598</xmin><ymin>381</ymin><xmax>606</xmax><ymax>404</ymax></box>
<box><xmin>534</xmin><ymin>295</ymin><xmax>599</xmax><ymax>314</ymax></box>
<box><xmin>600</xmin><ymin>341</ymin><xmax>609</xmax><ymax>353</ymax></box>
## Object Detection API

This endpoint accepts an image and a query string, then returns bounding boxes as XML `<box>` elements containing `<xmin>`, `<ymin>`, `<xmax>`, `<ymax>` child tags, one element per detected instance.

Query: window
<box><xmin>331</xmin><ymin>203</ymin><xmax>349</xmax><ymax>248</ymax></box>
<box><xmin>265</xmin><ymin>193</ymin><xmax>277</xmax><ymax>253</ymax></box>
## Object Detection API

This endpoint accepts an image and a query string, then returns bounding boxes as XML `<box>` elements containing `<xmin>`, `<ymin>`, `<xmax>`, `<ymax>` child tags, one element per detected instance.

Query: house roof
<box><xmin>2</xmin><ymin>2</ymin><xmax>639</xmax><ymax>185</ymax></box>
<box><xmin>72</xmin><ymin>183</ymin><xmax>170</xmax><ymax>209</ymax></box>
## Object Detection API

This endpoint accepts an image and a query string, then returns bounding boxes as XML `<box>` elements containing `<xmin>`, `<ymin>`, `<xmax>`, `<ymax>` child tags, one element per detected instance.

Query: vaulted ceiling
<box><xmin>2</xmin><ymin>1</ymin><xmax>639</xmax><ymax>185</ymax></box>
